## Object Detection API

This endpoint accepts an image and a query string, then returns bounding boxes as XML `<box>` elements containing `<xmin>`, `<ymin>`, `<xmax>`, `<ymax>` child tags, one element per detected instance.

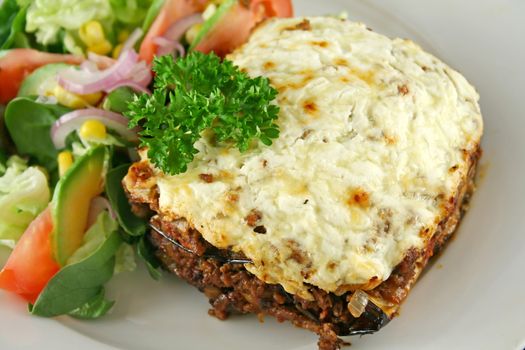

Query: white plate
<box><xmin>2</xmin><ymin>1</ymin><xmax>525</xmax><ymax>349</ymax></box>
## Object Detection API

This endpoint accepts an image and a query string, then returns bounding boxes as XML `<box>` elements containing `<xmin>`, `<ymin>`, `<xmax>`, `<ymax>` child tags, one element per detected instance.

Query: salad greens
<box><xmin>25</xmin><ymin>0</ymin><xmax>113</xmax><ymax>47</ymax></box>
<box><xmin>127</xmin><ymin>52</ymin><xmax>280</xmax><ymax>175</ymax></box>
<box><xmin>4</xmin><ymin>97</ymin><xmax>71</xmax><ymax>180</ymax></box>
<box><xmin>31</xmin><ymin>211</ymin><xmax>121</xmax><ymax>318</ymax></box>
<box><xmin>68</xmin><ymin>287</ymin><xmax>115</xmax><ymax>319</ymax></box>
<box><xmin>105</xmin><ymin>164</ymin><xmax>146</xmax><ymax>237</ymax></box>
<box><xmin>0</xmin><ymin>0</ymin><xmax>28</xmax><ymax>50</ymax></box>
<box><xmin>0</xmin><ymin>0</ymin><xmax>288</xmax><ymax>323</ymax></box>
<box><xmin>141</xmin><ymin>0</ymin><xmax>164</xmax><ymax>33</ymax></box>
<box><xmin>110</xmin><ymin>0</ymin><xmax>153</xmax><ymax>25</ymax></box>
<box><xmin>0</xmin><ymin>156</ymin><xmax>50</xmax><ymax>249</ymax></box>
<box><xmin>102</xmin><ymin>87</ymin><xmax>136</xmax><ymax>114</ymax></box>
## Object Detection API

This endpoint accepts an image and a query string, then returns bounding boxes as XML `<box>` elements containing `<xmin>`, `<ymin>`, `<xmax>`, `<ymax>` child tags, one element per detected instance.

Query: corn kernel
<box><xmin>118</xmin><ymin>30</ymin><xmax>130</xmax><ymax>43</ymax></box>
<box><xmin>79</xmin><ymin>120</ymin><xmax>107</xmax><ymax>141</ymax></box>
<box><xmin>58</xmin><ymin>151</ymin><xmax>73</xmax><ymax>177</ymax></box>
<box><xmin>79</xmin><ymin>21</ymin><xmax>106</xmax><ymax>47</ymax></box>
<box><xmin>52</xmin><ymin>85</ymin><xmax>102</xmax><ymax>109</ymax></box>
<box><xmin>81</xmin><ymin>91</ymin><xmax>103</xmax><ymax>106</ymax></box>
<box><xmin>112</xmin><ymin>43</ymin><xmax>123</xmax><ymax>59</ymax></box>
<box><xmin>53</xmin><ymin>85</ymin><xmax>87</xmax><ymax>109</ymax></box>
<box><xmin>87</xmin><ymin>40</ymin><xmax>113</xmax><ymax>56</ymax></box>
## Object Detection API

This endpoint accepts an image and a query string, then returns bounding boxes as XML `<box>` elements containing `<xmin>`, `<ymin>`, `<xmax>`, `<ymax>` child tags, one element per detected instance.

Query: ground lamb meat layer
<box><xmin>125</xmin><ymin>147</ymin><xmax>481</xmax><ymax>350</ymax></box>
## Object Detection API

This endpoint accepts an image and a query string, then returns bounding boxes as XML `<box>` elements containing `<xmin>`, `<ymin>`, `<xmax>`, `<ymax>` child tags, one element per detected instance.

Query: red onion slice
<box><xmin>121</xmin><ymin>28</ymin><xmax>144</xmax><ymax>55</ymax></box>
<box><xmin>154</xmin><ymin>14</ymin><xmax>202</xmax><ymax>58</ymax></box>
<box><xmin>58</xmin><ymin>50</ymin><xmax>146</xmax><ymax>94</ymax></box>
<box><xmin>51</xmin><ymin>108</ymin><xmax>139</xmax><ymax>149</ymax></box>
<box><xmin>164</xmin><ymin>14</ymin><xmax>202</xmax><ymax>43</ymax></box>
<box><xmin>87</xmin><ymin>196</ymin><xmax>117</xmax><ymax>228</ymax></box>
<box><xmin>87</xmin><ymin>52</ymin><xmax>116</xmax><ymax>69</ymax></box>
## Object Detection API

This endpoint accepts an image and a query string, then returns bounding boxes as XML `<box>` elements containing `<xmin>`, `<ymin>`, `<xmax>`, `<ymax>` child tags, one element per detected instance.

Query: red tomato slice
<box><xmin>139</xmin><ymin>0</ymin><xmax>208</xmax><ymax>64</ymax></box>
<box><xmin>194</xmin><ymin>0</ymin><xmax>293</xmax><ymax>57</ymax></box>
<box><xmin>255</xmin><ymin>0</ymin><xmax>293</xmax><ymax>17</ymax></box>
<box><xmin>0</xmin><ymin>208</ymin><xmax>60</xmax><ymax>304</ymax></box>
<box><xmin>0</xmin><ymin>49</ymin><xmax>83</xmax><ymax>105</ymax></box>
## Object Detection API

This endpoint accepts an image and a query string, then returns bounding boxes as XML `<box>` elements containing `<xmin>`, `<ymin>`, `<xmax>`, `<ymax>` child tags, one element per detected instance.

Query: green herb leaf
<box><xmin>105</xmin><ymin>164</ymin><xmax>147</xmax><ymax>237</ymax></box>
<box><xmin>137</xmin><ymin>235</ymin><xmax>161</xmax><ymax>280</ymax></box>
<box><xmin>126</xmin><ymin>51</ymin><xmax>280</xmax><ymax>175</ymax></box>
<box><xmin>68</xmin><ymin>287</ymin><xmax>115</xmax><ymax>319</ymax></box>
<box><xmin>30</xmin><ymin>212</ymin><xmax>121</xmax><ymax>317</ymax></box>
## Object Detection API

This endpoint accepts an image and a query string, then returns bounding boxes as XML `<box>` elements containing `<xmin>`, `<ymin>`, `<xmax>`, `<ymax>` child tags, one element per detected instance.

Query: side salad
<box><xmin>0</xmin><ymin>0</ymin><xmax>292</xmax><ymax>319</ymax></box>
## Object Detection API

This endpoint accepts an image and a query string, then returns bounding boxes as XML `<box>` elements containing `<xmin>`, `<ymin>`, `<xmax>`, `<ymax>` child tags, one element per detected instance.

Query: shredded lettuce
<box><xmin>0</xmin><ymin>156</ymin><xmax>50</xmax><ymax>248</ymax></box>
<box><xmin>114</xmin><ymin>243</ymin><xmax>136</xmax><ymax>274</ymax></box>
<box><xmin>67</xmin><ymin>210</ymin><xmax>118</xmax><ymax>265</ymax></box>
<box><xmin>25</xmin><ymin>0</ymin><xmax>113</xmax><ymax>46</ymax></box>
<box><xmin>110</xmin><ymin>0</ymin><xmax>153</xmax><ymax>25</ymax></box>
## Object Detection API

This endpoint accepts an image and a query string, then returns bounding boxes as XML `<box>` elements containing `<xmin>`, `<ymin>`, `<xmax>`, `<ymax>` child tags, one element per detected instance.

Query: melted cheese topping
<box><xmin>149</xmin><ymin>17</ymin><xmax>483</xmax><ymax>299</ymax></box>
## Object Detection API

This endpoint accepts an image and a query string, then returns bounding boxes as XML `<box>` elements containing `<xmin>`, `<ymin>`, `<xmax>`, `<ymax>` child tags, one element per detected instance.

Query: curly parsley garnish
<box><xmin>127</xmin><ymin>52</ymin><xmax>280</xmax><ymax>175</ymax></box>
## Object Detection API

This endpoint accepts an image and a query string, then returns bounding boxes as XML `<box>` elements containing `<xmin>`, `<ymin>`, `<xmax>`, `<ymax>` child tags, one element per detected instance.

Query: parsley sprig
<box><xmin>127</xmin><ymin>52</ymin><xmax>280</xmax><ymax>175</ymax></box>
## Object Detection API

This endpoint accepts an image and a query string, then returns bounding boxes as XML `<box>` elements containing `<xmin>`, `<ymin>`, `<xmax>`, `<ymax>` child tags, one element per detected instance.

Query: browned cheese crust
<box><xmin>123</xmin><ymin>145</ymin><xmax>481</xmax><ymax>350</ymax></box>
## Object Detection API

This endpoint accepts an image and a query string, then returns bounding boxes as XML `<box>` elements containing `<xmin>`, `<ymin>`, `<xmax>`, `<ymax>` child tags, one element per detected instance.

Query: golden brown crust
<box><xmin>123</xmin><ymin>144</ymin><xmax>481</xmax><ymax>348</ymax></box>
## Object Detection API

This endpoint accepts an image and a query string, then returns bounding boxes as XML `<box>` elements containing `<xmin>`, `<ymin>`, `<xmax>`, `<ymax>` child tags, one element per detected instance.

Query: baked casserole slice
<box><xmin>124</xmin><ymin>17</ymin><xmax>483</xmax><ymax>350</ymax></box>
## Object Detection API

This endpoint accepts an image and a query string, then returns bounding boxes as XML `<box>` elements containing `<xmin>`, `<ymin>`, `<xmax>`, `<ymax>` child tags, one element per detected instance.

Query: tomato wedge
<box><xmin>139</xmin><ymin>0</ymin><xmax>208</xmax><ymax>64</ymax></box>
<box><xmin>194</xmin><ymin>0</ymin><xmax>293</xmax><ymax>57</ymax></box>
<box><xmin>0</xmin><ymin>208</ymin><xmax>60</xmax><ymax>303</ymax></box>
<box><xmin>255</xmin><ymin>0</ymin><xmax>293</xmax><ymax>17</ymax></box>
<box><xmin>0</xmin><ymin>49</ymin><xmax>83</xmax><ymax>105</ymax></box>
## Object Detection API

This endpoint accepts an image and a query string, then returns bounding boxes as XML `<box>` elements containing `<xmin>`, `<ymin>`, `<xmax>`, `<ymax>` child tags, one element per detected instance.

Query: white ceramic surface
<box><xmin>1</xmin><ymin>1</ymin><xmax>525</xmax><ymax>349</ymax></box>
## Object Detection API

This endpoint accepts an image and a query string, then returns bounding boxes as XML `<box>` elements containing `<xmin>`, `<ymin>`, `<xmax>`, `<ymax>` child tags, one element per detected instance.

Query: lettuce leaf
<box><xmin>25</xmin><ymin>0</ymin><xmax>113</xmax><ymax>46</ymax></box>
<box><xmin>110</xmin><ymin>0</ymin><xmax>153</xmax><ymax>25</ymax></box>
<box><xmin>0</xmin><ymin>156</ymin><xmax>50</xmax><ymax>249</ymax></box>
<box><xmin>31</xmin><ymin>211</ymin><xmax>121</xmax><ymax>318</ymax></box>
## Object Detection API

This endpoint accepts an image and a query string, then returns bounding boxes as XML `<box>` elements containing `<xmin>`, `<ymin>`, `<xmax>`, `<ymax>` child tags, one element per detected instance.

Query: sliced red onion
<box><xmin>154</xmin><ymin>14</ymin><xmax>202</xmax><ymax>57</ymax></box>
<box><xmin>129</xmin><ymin>61</ymin><xmax>152</xmax><ymax>87</ymax></box>
<box><xmin>87</xmin><ymin>52</ymin><xmax>116</xmax><ymax>69</ymax></box>
<box><xmin>121</xmin><ymin>28</ymin><xmax>144</xmax><ymax>55</ymax></box>
<box><xmin>154</xmin><ymin>37</ymin><xmax>186</xmax><ymax>58</ymax></box>
<box><xmin>165</xmin><ymin>14</ymin><xmax>202</xmax><ymax>42</ymax></box>
<box><xmin>58</xmin><ymin>50</ymin><xmax>148</xmax><ymax>94</ymax></box>
<box><xmin>87</xmin><ymin>196</ymin><xmax>117</xmax><ymax>228</ymax></box>
<box><xmin>51</xmin><ymin>108</ymin><xmax>139</xmax><ymax>149</ymax></box>
<box><xmin>80</xmin><ymin>60</ymin><xmax>99</xmax><ymax>72</ymax></box>
<box><xmin>153</xmin><ymin>36</ymin><xmax>179</xmax><ymax>56</ymax></box>
<box><xmin>105</xmin><ymin>80</ymin><xmax>151</xmax><ymax>94</ymax></box>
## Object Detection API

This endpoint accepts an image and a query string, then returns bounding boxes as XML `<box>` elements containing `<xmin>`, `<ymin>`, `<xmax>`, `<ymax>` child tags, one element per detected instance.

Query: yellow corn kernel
<box><xmin>52</xmin><ymin>85</ymin><xmax>102</xmax><ymax>109</ymax></box>
<box><xmin>81</xmin><ymin>91</ymin><xmax>103</xmax><ymax>106</ymax></box>
<box><xmin>87</xmin><ymin>40</ymin><xmax>113</xmax><ymax>56</ymax></box>
<box><xmin>112</xmin><ymin>43</ymin><xmax>123</xmax><ymax>59</ymax></box>
<box><xmin>118</xmin><ymin>30</ymin><xmax>130</xmax><ymax>43</ymax></box>
<box><xmin>79</xmin><ymin>120</ymin><xmax>107</xmax><ymax>141</ymax></box>
<box><xmin>79</xmin><ymin>21</ymin><xmax>106</xmax><ymax>47</ymax></box>
<box><xmin>53</xmin><ymin>85</ymin><xmax>87</xmax><ymax>109</ymax></box>
<box><xmin>58</xmin><ymin>151</ymin><xmax>73</xmax><ymax>177</ymax></box>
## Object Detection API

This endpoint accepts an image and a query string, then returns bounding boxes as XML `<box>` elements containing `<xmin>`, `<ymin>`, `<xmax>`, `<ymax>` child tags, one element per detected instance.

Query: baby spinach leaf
<box><xmin>105</xmin><ymin>164</ymin><xmax>147</xmax><ymax>237</ymax></box>
<box><xmin>68</xmin><ymin>287</ymin><xmax>115</xmax><ymax>319</ymax></box>
<box><xmin>31</xmin><ymin>212</ymin><xmax>122</xmax><ymax>317</ymax></box>
<box><xmin>4</xmin><ymin>97</ymin><xmax>71</xmax><ymax>177</ymax></box>
<box><xmin>1</xmin><ymin>4</ymin><xmax>28</xmax><ymax>50</ymax></box>
<box><xmin>137</xmin><ymin>236</ymin><xmax>161</xmax><ymax>280</ymax></box>
<box><xmin>0</xmin><ymin>0</ymin><xmax>19</xmax><ymax>48</ymax></box>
